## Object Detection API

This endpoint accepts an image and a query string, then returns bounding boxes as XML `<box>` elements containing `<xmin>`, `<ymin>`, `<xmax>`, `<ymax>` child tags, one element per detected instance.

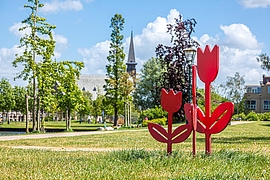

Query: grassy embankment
<box><xmin>0</xmin><ymin>121</ymin><xmax>269</xmax><ymax>179</ymax></box>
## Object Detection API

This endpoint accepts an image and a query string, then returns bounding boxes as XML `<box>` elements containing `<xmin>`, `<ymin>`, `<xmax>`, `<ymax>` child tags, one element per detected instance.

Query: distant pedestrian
<box><xmin>87</xmin><ymin>115</ymin><xmax>91</xmax><ymax>124</ymax></box>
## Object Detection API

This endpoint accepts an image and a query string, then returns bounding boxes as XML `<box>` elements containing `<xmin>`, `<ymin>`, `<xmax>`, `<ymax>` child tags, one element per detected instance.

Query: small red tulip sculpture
<box><xmin>148</xmin><ymin>89</ymin><xmax>192</xmax><ymax>154</ymax></box>
<box><xmin>196</xmin><ymin>45</ymin><xmax>234</xmax><ymax>154</ymax></box>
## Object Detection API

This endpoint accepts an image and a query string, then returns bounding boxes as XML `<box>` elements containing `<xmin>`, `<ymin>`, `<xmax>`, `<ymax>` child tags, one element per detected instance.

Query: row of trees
<box><xmin>0</xmin><ymin>78</ymin><xmax>27</xmax><ymax>124</ymax></box>
<box><xmin>8</xmin><ymin>0</ymin><xmax>89</xmax><ymax>132</ymax></box>
<box><xmin>5</xmin><ymin>1</ymin><xmax>270</xmax><ymax>130</ymax></box>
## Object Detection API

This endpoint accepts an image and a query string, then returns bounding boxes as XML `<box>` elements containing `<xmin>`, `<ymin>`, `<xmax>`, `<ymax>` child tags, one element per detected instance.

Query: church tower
<box><xmin>126</xmin><ymin>31</ymin><xmax>137</xmax><ymax>78</ymax></box>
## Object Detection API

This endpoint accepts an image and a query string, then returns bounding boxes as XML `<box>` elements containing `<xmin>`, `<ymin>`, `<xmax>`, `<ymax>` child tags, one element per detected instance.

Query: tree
<box><xmin>55</xmin><ymin>61</ymin><xmax>84</xmax><ymax>131</ymax></box>
<box><xmin>36</xmin><ymin>60</ymin><xmax>60</xmax><ymax>130</ymax></box>
<box><xmin>155</xmin><ymin>15</ymin><xmax>199</xmax><ymax>121</ymax></box>
<box><xmin>91</xmin><ymin>91</ymin><xmax>105</xmax><ymax>122</ymax></box>
<box><xmin>197</xmin><ymin>87</ymin><xmax>227</xmax><ymax>113</ymax></box>
<box><xmin>104</xmin><ymin>14</ymin><xmax>127</xmax><ymax>126</ymax></box>
<box><xmin>13</xmin><ymin>0</ymin><xmax>56</xmax><ymax>131</ymax></box>
<box><xmin>257</xmin><ymin>53</ymin><xmax>270</xmax><ymax>71</ymax></box>
<box><xmin>78</xmin><ymin>91</ymin><xmax>92</xmax><ymax>121</ymax></box>
<box><xmin>13</xmin><ymin>86</ymin><xmax>27</xmax><ymax>121</ymax></box>
<box><xmin>0</xmin><ymin>78</ymin><xmax>15</xmax><ymax>124</ymax></box>
<box><xmin>219</xmin><ymin>72</ymin><xmax>245</xmax><ymax>114</ymax></box>
<box><xmin>133</xmin><ymin>57</ymin><xmax>166</xmax><ymax>110</ymax></box>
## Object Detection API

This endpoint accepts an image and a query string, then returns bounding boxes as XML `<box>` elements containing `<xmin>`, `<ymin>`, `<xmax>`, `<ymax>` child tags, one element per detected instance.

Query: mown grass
<box><xmin>0</xmin><ymin>120</ymin><xmax>111</xmax><ymax>131</ymax></box>
<box><xmin>0</xmin><ymin>121</ymin><xmax>269</xmax><ymax>179</ymax></box>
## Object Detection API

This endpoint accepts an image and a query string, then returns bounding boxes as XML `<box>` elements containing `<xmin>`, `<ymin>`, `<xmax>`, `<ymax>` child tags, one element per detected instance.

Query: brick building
<box><xmin>244</xmin><ymin>75</ymin><xmax>270</xmax><ymax>113</ymax></box>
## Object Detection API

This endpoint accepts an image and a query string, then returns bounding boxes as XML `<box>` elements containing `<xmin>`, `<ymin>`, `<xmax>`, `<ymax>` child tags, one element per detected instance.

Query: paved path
<box><xmin>0</xmin><ymin>130</ymin><xmax>121</xmax><ymax>141</ymax></box>
<box><xmin>0</xmin><ymin>121</ymin><xmax>253</xmax><ymax>141</ymax></box>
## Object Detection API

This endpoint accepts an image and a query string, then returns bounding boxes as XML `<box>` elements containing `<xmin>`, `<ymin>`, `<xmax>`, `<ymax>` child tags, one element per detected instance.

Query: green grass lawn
<box><xmin>0</xmin><ymin>120</ymin><xmax>111</xmax><ymax>131</ymax></box>
<box><xmin>0</xmin><ymin>121</ymin><xmax>269</xmax><ymax>179</ymax></box>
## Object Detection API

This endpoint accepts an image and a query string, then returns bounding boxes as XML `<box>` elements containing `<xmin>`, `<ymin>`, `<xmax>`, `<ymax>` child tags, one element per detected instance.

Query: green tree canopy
<box><xmin>13</xmin><ymin>0</ymin><xmax>56</xmax><ymax>131</ymax></box>
<box><xmin>219</xmin><ymin>72</ymin><xmax>245</xmax><ymax>114</ymax></box>
<box><xmin>13</xmin><ymin>86</ymin><xmax>27</xmax><ymax>114</ymax></box>
<box><xmin>133</xmin><ymin>57</ymin><xmax>166</xmax><ymax>110</ymax></box>
<box><xmin>257</xmin><ymin>53</ymin><xmax>270</xmax><ymax>71</ymax></box>
<box><xmin>104</xmin><ymin>14</ymin><xmax>127</xmax><ymax>126</ymax></box>
<box><xmin>0</xmin><ymin>78</ymin><xmax>15</xmax><ymax>124</ymax></box>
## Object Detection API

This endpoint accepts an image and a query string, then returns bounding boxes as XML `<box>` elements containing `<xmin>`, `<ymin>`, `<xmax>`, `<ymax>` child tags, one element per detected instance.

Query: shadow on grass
<box><xmin>212</xmin><ymin>136</ymin><xmax>270</xmax><ymax>144</ymax></box>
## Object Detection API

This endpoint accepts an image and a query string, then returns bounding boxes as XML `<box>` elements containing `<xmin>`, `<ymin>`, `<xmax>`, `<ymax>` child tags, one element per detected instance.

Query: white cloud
<box><xmin>41</xmin><ymin>0</ymin><xmax>83</xmax><ymax>13</ymax></box>
<box><xmin>220</xmin><ymin>24</ymin><xmax>263</xmax><ymax>50</ymax></box>
<box><xmin>77</xmin><ymin>9</ymin><xmax>265</xmax><ymax>87</ymax></box>
<box><xmin>0</xmin><ymin>45</ymin><xmax>26</xmax><ymax>86</ymax></box>
<box><xmin>9</xmin><ymin>22</ymin><xmax>30</xmax><ymax>38</ymax></box>
<box><xmin>240</xmin><ymin>0</ymin><xmax>270</xmax><ymax>8</ymax></box>
<box><xmin>78</xmin><ymin>9</ymin><xmax>180</xmax><ymax>75</ymax></box>
<box><xmin>78</xmin><ymin>41</ymin><xmax>110</xmax><ymax>75</ymax></box>
<box><xmin>9</xmin><ymin>22</ymin><xmax>68</xmax><ymax>60</ymax></box>
<box><xmin>196</xmin><ymin>23</ymin><xmax>265</xmax><ymax>86</ymax></box>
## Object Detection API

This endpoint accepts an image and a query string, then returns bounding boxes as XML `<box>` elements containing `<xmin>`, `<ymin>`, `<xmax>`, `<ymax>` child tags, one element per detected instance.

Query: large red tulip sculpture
<box><xmin>148</xmin><ymin>89</ymin><xmax>192</xmax><ymax>154</ymax></box>
<box><xmin>196</xmin><ymin>45</ymin><xmax>234</xmax><ymax>154</ymax></box>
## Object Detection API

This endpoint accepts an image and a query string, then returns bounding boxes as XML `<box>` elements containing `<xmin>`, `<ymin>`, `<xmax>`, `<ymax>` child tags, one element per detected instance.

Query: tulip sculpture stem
<box><xmin>205</xmin><ymin>82</ymin><xmax>211</xmax><ymax>154</ymax></box>
<box><xmin>167</xmin><ymin>112</ymin><xmax>173</xmax><ymax>154</ymax></box>
<box><xmin>191</xmin><ymin>65</ymin><xmax>197</xmax><ymax>156</ymax></box>
<box><xmin>197</xmin><ymin>45</ymin><xmax>234</xmax><ymax>155</ymax></box>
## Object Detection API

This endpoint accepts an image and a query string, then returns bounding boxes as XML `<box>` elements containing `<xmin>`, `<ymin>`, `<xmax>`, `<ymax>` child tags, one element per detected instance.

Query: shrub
<box><xmin>245</xmin><ymin>111</ymin><xmax>259</xmax><ymax>121</ymax></box>
<box><xmin>232</xmin><ymin>113</ymin><xmax>246</xmax><ymax>121</ymax></box>
<box><xmin>142</xmin><ymin>118</ymin><xmax>167</xmax><ymax>127</ymax></box>
<box><xmin>140</xmin><ymin>106</ymin><xmax>167</xmax><ymax>121</ymax></box>
<box><xmin>260</xmin><ymin>112</ymin><xmax>270</xmax><ymax>121</ymax></box>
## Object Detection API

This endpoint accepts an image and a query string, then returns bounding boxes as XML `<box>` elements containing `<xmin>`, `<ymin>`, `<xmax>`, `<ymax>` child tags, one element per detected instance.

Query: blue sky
<box><xmin>0</xmin><ymin>0</ymin><xmax>270</xmax><ymax>87</ymax></box>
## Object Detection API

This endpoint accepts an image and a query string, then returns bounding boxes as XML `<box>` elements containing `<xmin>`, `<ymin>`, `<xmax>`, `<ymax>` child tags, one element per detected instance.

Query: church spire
<box><xmin>126</xmin><ymin>30</ymin><xmax>137</xmax><ymax>77</ymax></box>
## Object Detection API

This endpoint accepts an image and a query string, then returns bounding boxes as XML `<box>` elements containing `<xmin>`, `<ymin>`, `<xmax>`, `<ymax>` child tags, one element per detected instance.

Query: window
<box><xmin>263</xmin><ymin>100</ymin><xmax>270</xmax><ymax>110</ymax></box>
<box><xmin>247</xmin><ymin>87</ymin><xmax>261</xmax><ymax>93</ymax></box>
<box><xmin>245</xmin><ymin>100</ymin><xmax>256</xmax><ymax>110</ymax></box>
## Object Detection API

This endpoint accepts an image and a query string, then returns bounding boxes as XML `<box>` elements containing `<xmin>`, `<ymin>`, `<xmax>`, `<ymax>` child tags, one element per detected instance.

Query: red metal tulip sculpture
<box><xmin>148</xmin><ymin>89</ymin><xmax>192</xmax><ymax>154</ymax></box>
<box><xmin>196</xmin><ymin>45</ymin><xmax>234</xmax><ymax>154</ymax></box>
<box><xmin>148</xmin><ymin>44</ymin><xmax>234</xmax><ymax>155</ymax></box>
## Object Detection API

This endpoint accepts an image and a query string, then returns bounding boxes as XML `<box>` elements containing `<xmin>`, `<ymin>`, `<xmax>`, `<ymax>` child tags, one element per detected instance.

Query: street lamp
<box><xmin>183</xmin><ymin>47</ymin><xmax>197</xmax><ymax>103</ymax></box>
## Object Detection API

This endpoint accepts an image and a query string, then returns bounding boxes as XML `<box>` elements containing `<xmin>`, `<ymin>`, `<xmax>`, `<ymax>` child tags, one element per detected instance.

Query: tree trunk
<box><xmin>32</xmin><ymin>0</ymin><xmax>38</xmax><ymax>132</ymax></box>
<box><xmin>32</xmin><ymin>78</ymin><xmax>37</xmax><ymax>131</ymax></box>
<box><xmin>66</xmin><ymin>109</ymin><xmax>69</xmax><ymax>131</ymax></box>
<box><xmin>37</xmin><ymin>97</ymin><xmax>40</xmax><ymax>132</ymax></box>
<box><xmin>25</xmin><ymin>94</ymin><xmax>29</xmax><ymax>133</ymax></box>
<box><xmin>6</xmin><ymin>112</ymin><xmax>10</xmax><ymax>125</ymax></box>
<box><xmin>68</xmin><ymin>110</ymin><xmax>71</xmax><ymax>130</ymax></box>
<box><xmin>114</xmin><ymin>107</ymin><xmax>118</xmax><ymax>126</ymax></box>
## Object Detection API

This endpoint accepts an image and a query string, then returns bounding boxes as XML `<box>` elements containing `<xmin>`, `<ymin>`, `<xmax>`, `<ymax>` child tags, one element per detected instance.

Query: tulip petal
<box><xmin>210</xmin><ymin>102</ymin><xmax>234</xmax><ymax>134</ymax></box>
<box><xmin>171</xmin><ymin>124</ymin><xmax>192</xmax><ymax>143</ymax></box>
<box><xmin>196</xmin><ymin>107</ymin><xmax>206</xmax><ymax>133</ymax></box>
<box><xmin>161</xmin><ymin>88</ymin><xmax>182</xmax><ymax>113</ymax></box>
<box><xmin>148</xmin><ymin>123</ymin><xmax>168</xmax><ymax>143</ymax></box>
<box><xmin>197</xmin><ymin>45</ymin><xmax>219</xmax><ymax>84</ymax></box>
